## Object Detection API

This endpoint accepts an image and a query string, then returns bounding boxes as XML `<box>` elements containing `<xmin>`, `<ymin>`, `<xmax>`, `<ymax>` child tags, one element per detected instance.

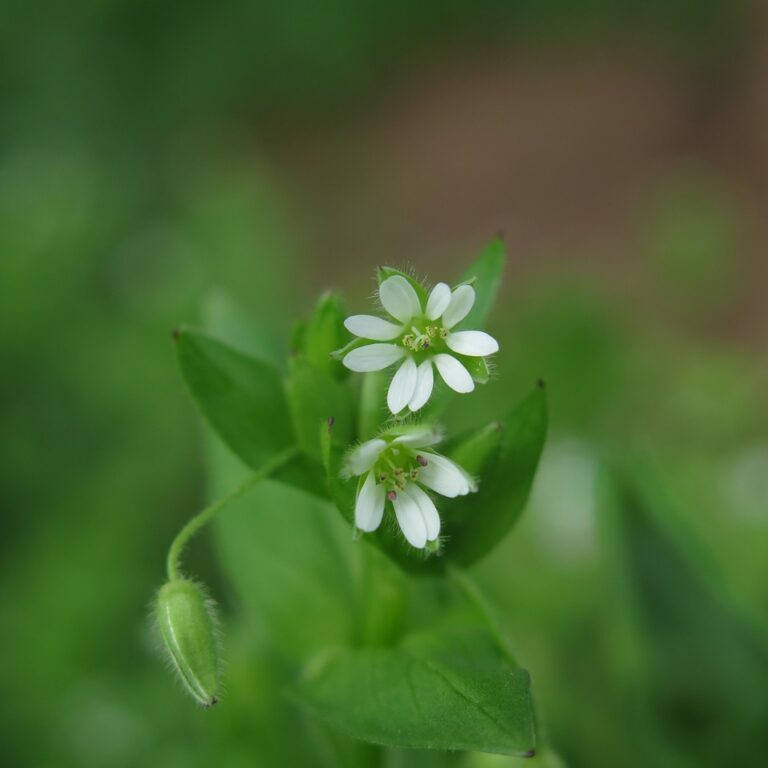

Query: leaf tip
<box><xmin>523</xmin><ymin>748</ymin><xmax>536</xmax><ymax>758</ymax></box>
<box><xmin>536</xmin><ymin>378</ymin><xmax>546</xmax><ymax>390</ymax></box>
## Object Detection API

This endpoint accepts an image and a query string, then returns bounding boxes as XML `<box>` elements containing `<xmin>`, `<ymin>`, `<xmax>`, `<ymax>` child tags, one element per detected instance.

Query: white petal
<box><xmin>442</xmin><ymin>285</ymin><xmax>476</xmax><ymax>329</ymax></box>
<box><xmin>407</xmin><ymin>360</ymin><xmax>434</xmax><ymax>412</ymax></box>
<box><xmin>392</xmin><ymin>490</ymin><xmax>427</xmax><ymax>549</ymax></box>
<box><xmin>433</xmin><ymin>353</ymin><xmax>475</xmax><ymax>393</ymax></box>
<box><xmin>405</xmin><ymin>484</ymin><xmax>441</xmax><ymax>541</ymax></box>
<box><xmin>418</xmin><ymin>453</ymin><xmax>474</xmax><ymax>498</ymax></box>
<box><xmin>343</xmin><ymin>343</ymin><xmax>404</xmax><ymax>372</ymax></box>
<box><xmin>346</xmin><ymin>439</ymin><xmax>387</xmax><ymax>476</ymax></box>
<box><xmin>379</xmin><ymin>276</ymin><xmax>421</xmax><ymax>323</ymax></box>
<box><xmin>344</xmin><ymin>315</ymin><xmax>404</xmax><ymax>341</ymax></box>
<box><xmin>355</xmin><ymin>472</ymin><xmax>386</xmax><ymax>532</ymax></box>
<box><xmin>387</xmin><ymin>357</ymin><xmax>418</xmax><ymax>415</ymax></box>
<box><xmin>425</xmin><ymin>282</ymin><xmax>451</xmax><ymax>320</ymax></box>
<box><xmin>446</xmin><ymin>330</ymin><xmax>499</xmax><ymax>357</ymax></box>
<box><xmin>392</xmin><ymin>424</ymin><xmax>443</xmax><ymax>448</ymax></box>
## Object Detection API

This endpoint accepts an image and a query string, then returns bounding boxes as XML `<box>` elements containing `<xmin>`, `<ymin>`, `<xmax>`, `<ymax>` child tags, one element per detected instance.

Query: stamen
<box><xmin>416</xmin><ymin>455</ymin><xmax>428</xmax><ymax>466</ymax></box>
<box><xmin>387</xmin><ymin>490</ymin><xmax>397</xmax><ymax>501</ymax></box>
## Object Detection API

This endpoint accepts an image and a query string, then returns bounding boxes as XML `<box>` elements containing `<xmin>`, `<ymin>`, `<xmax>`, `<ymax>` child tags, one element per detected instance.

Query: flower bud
<box><xmin>155</xmin><ymin>579</ymin><xmax>220</xmax><ymax>707</ymax></box>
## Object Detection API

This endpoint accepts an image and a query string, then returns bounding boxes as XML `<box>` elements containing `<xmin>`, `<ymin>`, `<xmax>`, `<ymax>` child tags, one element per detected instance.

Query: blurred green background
<box><xmin>2</xmin><ymin>1</ymin><xmax>768</xmax><ymax>766</ymax></box>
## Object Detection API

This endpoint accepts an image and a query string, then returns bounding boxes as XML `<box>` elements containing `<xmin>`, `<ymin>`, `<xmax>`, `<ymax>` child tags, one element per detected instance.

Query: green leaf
<box><xmin>176</xmin><ymin>328</ymin><xmax>293</xmax><ymax>469</ymax></box>
<box><xmin>285</xmin><ymin>355</ymin><xmax>354</xmax><ymax>462</ymax></box>
<box><xmin>447</xmin><ymin>384</ymin><xmax>548</xmax><ymax>566</ymax></box>
<box><xmin>300</xmin><ymin>291</ymin><xmax>349</xmax><ymax>377</ymax></box>
<box><xmin>294</xmin><ymin>625</ymin><xmax>535</xmax><ymax>756</ymax></box>
<box><xmin>446</xmin><ymin>421</ymin><xmax>504</xmax><ymax>478</ymax></box>
<box><xmin>456</xmin><ymin>237</ymin><xmax>505</xmax><ymax>329</ymax></box>
<box><xmin>213</xmin><ymin>469</ymin><xmax>361</xmax><ymax>661</ymax></box>
<box><xmin>202</xmin><ymin>290</ymin><xmax>285</xmax><ymax>371</ymax></box>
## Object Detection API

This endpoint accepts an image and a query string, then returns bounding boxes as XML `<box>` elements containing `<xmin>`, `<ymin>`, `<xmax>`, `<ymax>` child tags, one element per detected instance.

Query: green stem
<box><xmin>166</xmin><ymin>447</ymin><xmax>299</xmax><ymax>581</ymax></box>
<box><xmin>447</xmin><ymin>563</ymin><xmax>518</xmax><ymax>666</ymax></box>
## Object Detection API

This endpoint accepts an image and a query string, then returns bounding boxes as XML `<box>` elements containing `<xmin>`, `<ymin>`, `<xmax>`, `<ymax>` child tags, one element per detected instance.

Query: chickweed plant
<box><xmin>153</xmin><ymin>239</ymin><xmax>548</xmax><ymax>757</ymax></box>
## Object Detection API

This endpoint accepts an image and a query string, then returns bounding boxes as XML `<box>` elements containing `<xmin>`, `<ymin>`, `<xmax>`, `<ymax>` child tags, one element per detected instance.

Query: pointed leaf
<box><xmin>300</xmin><ymin>291</ymin><xmax>349</xmax><ymax>377</ymax></box>
<box><xmin>448</xmin><ymin>384</ymin><xmax>548</xmax><ymax>565</ymax></box>
<box><xmin>294</xmin><ymin>626</ymin><xmax>535</xmax><ymax>756</ymax></box>
<box><xmin>286</xmin><ymin>356</ymin><xmax>354</xmax><ymax>462</ymax></box>
<box><xmin>176</xmin><ymin>328</ymin><xmax>293</xmax><ymax>469</ymax></box>
<box><xmin>456</xmin><ymin>237</ymin><xmax>505</xmax><ymax>329</ymax></box>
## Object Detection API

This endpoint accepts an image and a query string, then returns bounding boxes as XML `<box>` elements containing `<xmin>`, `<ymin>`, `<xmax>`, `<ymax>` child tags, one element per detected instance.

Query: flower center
<box><xmin>401</xmin><ymin>322</ymin><xmax>447</xmax><ymax>353</ymax></box>
<box><xmin>373</xmin><ymin>444</ymin><xmax>427</xmax><ymax>495</ymax></box>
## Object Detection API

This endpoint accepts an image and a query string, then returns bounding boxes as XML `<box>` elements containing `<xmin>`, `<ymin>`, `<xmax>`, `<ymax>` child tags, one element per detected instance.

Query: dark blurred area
<box><xmin>2</xmin><ymin>1</ymin><xmax>767</xmax><ymax>766</ymax></box>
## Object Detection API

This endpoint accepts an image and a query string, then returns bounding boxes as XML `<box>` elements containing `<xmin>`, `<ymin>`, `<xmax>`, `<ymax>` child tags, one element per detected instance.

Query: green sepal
<box><xmin>330</xmin><ymin>335</ymin><xmax>371</xmax><ymax>362</ymax></box>
<box><xmin>460</xmin><ymin>355</ymin><xmax>491</xmax><ymax>384</ymax></box>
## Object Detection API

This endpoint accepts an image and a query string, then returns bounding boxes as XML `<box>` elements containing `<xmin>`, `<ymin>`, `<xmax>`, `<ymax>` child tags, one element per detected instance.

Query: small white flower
<box><xmin>344</xmin><ymin>426</ymin><xmax>476</xmax><ymax>550</ymax></box>
<box><xmin>341</xmin><ymin>274</ymin><xmax>499</xmax><ymax>415</ymax></box>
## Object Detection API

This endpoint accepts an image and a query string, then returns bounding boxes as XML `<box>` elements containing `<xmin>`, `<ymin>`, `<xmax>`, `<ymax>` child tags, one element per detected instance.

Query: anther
<box><xmin>416</xmin><ymin>455</ymin><xmax>428</xmax><ymax>466</ymax></box>
<box><xmin>387</xmin><ymin>490</ymin><xmax>397</xmax><ymax>501</ymax></box>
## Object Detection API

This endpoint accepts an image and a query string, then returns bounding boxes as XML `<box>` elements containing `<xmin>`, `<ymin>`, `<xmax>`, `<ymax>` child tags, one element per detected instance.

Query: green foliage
<box><xmin>215</xmin><ymin>478</ymin><xmax>361</xmax><ymax>661</ymax></box>
<box><xmin>448</xmin><ymin>385</ymin><xmax>548</xmax><ymax>565</ymax></box>
<box><xmin>286</xmin><ymin>292</ymin><xmax>355</xmax><ymax>461</ymax></box>
<box><xmin>456</xmin><ymin>237</ymin><xmax>505</xmax><ymax>330</ymax></box>
<box><xmin>163</xmin><ymin>239</ymin><xmax>551</xmax><ymax>760</ymax></box>
<box><xmin>176</xmin><ymin>328</ymin><xmax>293</xmax><ymax>468</ymax></box>
<box><xmin>294</xmin><ymin>626</ymin><xmax>535</xmax><ymax>756</ymax></box>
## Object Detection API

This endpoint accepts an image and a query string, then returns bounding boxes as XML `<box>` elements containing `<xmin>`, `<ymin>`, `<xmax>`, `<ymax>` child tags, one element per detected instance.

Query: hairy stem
<box><xmin>166</xmin><ymin>447</ymin><xmax>299</xmax><ymax>581</ymax></box>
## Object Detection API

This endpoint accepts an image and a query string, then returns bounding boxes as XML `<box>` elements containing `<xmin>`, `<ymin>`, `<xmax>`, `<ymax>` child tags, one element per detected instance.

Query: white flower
<box><xmin>344</xmin><ymin>426</ymin><xmax>477</xmax><ymax>550</ymax></box>
<box><xmin>342</xmin><ymin>274</ymin><xmax>499</xmax><ymax>415</ymax></box>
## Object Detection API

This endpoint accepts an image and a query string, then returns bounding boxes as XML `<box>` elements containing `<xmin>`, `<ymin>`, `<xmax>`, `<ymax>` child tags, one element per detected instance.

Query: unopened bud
<box><xmin>155</xmin><ymin>579</ymin><xmax>220</xmax><ymax>707</ymax></box>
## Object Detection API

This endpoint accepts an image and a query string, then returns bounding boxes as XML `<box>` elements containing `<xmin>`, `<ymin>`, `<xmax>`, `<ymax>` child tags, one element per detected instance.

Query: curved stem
<box><xmin>166</xmin><ymin>447</ymin><xmax>299</xmax><ymax>581</ymax></box>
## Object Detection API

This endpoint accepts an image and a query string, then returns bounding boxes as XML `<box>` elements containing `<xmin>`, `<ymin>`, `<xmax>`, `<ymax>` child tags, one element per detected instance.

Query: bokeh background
<box><xmin>2</xmin><ymin>1</ymin><xmax>768</xmax><ymax>766</ymax></box>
